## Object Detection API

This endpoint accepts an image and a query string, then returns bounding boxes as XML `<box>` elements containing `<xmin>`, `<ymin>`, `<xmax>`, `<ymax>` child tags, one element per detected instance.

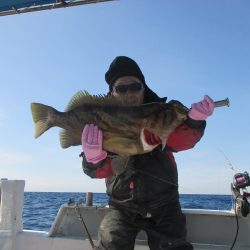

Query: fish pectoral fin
<box><xmin>60</xmin><ymin>129</ymin><xmax>80</xmax><ymax>148</ymax></box>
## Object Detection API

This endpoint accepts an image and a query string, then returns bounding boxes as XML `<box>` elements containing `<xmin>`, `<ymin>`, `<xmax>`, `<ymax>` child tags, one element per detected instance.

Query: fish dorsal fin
<box><xmin>65</xmin><ymin>90</ymin><xmax>124</xmax><ymax>111</ymax></box>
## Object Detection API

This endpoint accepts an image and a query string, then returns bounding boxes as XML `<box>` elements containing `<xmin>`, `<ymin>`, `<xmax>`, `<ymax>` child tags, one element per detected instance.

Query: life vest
<box><xmin>106</xmin><ymin>146</ymin><xmax>179</xmax><ymax>214</ymax></box>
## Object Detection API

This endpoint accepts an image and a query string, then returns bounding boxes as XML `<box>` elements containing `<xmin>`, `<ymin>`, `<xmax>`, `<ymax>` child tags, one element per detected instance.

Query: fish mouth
<box><xmin>140</xmin><ymin>129</ymin><xmax>159</xmax><ymax>152</ymax></box>
<box><xmin>140</xmin><ymin>129</ymin><xmax>167</xmax><ymax>152</ymax></box>
<box><xmin>159</xmin><ymin>136</ymin><xmax>167</xmax><ymax>150</ymax></box>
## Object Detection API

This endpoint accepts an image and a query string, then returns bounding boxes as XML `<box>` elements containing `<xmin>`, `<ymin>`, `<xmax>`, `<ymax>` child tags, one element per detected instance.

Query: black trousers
<box><xmin>96</xmin><ymin>205</ymin><xmax>193</xmax><ymax>250</ymax></box>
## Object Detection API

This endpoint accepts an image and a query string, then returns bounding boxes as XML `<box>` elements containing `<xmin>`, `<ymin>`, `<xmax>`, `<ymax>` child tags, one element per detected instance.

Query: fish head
<box><xmin>144</xmin><ymin>101</ymin><xmax>188</xmax><ymax>148</ymax></box>
<box><xmin>168</xmin><ymin>100</ymin><xmax>189</xmax><ymax>120</ymax></box>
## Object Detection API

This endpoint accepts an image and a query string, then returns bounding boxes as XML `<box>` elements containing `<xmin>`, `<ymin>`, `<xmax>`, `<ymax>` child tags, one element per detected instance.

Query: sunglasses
<box><xmin>113</xmin><ymin>82</ymin><xmax>144</xmax><ymax>94</ymax></box>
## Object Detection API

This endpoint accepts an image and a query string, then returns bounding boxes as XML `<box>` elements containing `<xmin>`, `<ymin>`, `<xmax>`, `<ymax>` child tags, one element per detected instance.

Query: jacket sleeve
<box><xmin>166</xmin><ymin>117</ymin><xmax>206</xmax><ymax>152</ymax></box>
<box><xmin>81</xmin><ymin>154</ymin><xmax>114</xmax><ymax>179</ymax></box>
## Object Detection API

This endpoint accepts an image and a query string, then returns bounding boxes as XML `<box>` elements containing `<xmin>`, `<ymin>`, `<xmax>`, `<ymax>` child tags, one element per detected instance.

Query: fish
<box><xmin>31</xmin><ymin>91</ymin><xmax>188</xmax><ymax>156</ymax></box>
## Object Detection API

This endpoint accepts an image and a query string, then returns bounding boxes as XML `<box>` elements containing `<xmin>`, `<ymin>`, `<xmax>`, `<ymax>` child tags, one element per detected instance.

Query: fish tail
<box><xmin>31</xmin><ymin>103</ymin><xmax>55</xmax><ymax>138</ymax></box>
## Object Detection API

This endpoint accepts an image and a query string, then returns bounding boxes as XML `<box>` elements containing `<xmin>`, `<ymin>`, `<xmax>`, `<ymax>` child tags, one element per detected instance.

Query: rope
<box><xmin>75</xmin><ymin>206</ymin><xmax>96</xmax><ymax>250</ymax></box>
<box><xmin>230</xmin><ymin>198</ymin><xmax>239</xmax><ymax>250</ymax></box>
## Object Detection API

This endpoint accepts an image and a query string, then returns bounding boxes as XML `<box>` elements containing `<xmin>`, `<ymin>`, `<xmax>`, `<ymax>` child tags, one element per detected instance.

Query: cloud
<box><xmin>25</xmin><ymin>177</ymin><xmax>106</xmax><ymax>192</ymax></box>
<box><xmin>0</xmin><ymin>149</ymin><xmax>33</xmax><ymax>166</ymax></box>
<box><xmin>178</xmin><ymin>161</ymin><xmax>233</xmax><ymax>194</ymax></box>
<box><xmin>0</xmin><ymin>108</ymin><xmax>4</xmax><ymax>127</ymax></box>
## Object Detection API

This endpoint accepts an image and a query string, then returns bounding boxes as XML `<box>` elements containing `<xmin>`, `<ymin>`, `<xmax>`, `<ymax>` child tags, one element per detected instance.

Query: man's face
<box><xmin>111</xmin><ymin>76</ymin><xmax>144</xmax><ymax>106</ymax></box>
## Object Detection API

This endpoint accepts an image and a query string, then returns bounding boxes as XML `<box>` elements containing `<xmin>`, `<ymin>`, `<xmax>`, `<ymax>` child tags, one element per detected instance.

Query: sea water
<box><xmin>23</xmin><ymin>192</ymin><xmax>233</xmax><ymax>231</ymax></box>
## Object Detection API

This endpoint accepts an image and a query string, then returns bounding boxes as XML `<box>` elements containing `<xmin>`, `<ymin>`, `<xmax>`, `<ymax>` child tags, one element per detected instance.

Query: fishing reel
<box><xmin>231</xmin><ymin>171</ymin><xmax>250</xmax><ymax>217</ymax></box>
<box><xmin>233</xmin><ymin>172</ymin><xmax>250</xmax><ymax>189</ymax></box>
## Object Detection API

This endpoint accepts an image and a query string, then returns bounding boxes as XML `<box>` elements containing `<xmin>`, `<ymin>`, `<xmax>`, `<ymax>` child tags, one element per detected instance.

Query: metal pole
<box><xmin>0</xmin><ymin>0</ymin><xmax>116</xmax><ymax>17</ymax></box>
<box><xmin>85</xmin><ymin>192</ymin><xmax>93</xmax><ymax>206</ymax></box>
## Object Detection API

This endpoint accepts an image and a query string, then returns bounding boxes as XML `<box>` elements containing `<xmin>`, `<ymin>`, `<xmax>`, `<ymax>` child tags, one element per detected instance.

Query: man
<box><xmin>80</xmin><ymin>56</ymin><xmax>215</xmax><ymax>250</ymax></box>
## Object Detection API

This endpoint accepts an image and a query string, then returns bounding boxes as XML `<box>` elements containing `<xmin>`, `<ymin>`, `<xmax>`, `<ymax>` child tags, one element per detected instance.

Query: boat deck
<box><xmin>46</xmin><ymin>205</ymin><xmax>249</xmax><ymax>250</ymax></box>
<box><xmin>136</xmin><ymin>242</ymin><xmax>248</xmax><ymax>249</ymax></box>
<box><xmin>16</xmin><ymin>230</ymin><xmax>249</xmax><ymax>250</ymax></box>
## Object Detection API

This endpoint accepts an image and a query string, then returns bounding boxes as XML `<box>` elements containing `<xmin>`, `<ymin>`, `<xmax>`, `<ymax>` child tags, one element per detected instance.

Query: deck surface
<box><xmin>135</xmin><ymin>243</ymin><xmax>247</xmax><ymax>250</ymax></box>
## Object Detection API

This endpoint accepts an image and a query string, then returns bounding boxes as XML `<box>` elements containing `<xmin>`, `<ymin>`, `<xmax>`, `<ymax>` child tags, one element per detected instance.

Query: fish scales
<box><xmin>31</xmin><ymin>91</ymin><xmax>188</xmax><ymax>156</ymax></box>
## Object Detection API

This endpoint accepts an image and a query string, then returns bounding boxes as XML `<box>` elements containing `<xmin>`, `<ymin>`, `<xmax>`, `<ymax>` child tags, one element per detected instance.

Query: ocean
<box><xmin>23</xmin><ymin>192</ymin><xmax>233</xmax><ymax>231</ymax></box>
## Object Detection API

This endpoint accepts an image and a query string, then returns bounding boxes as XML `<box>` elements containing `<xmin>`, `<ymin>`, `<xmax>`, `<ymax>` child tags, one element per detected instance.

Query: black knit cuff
<box><xmin>82</xmin><ymin>154</ymin><xmax>106</xmax><ymax>170</ymax></box>
<box><xmin>185</xmin><ymin>117</ymin><xmax>206</xmax><ymax>129</ymax></box>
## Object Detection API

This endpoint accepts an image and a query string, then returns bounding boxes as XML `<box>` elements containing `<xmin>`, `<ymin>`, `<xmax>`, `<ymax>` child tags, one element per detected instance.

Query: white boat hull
<box><xmin>0</xmin><ymin>179</ymin><xmax>249</xmax><ymax>250</ymax></box>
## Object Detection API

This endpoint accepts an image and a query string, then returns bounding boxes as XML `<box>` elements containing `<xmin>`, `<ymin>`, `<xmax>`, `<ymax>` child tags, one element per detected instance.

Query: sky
<box><xmin>0</xmin><ymin>0</ymin><xmax>249</xmax><ymax>194</ymax></box>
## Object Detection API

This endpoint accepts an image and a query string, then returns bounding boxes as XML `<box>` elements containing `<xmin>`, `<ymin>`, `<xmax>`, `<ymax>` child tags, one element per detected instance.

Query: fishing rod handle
<box><xmin>214</xmin><ymin>98</ymin><xmax>230</xmax><ymax>108</ymax></box>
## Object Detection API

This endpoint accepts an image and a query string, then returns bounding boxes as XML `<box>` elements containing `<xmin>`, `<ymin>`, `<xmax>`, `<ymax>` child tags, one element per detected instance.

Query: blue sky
<box><xmin>0</xmin><ymin>0</ymin><xmax>249</xmax><ymax>194</ymax></box>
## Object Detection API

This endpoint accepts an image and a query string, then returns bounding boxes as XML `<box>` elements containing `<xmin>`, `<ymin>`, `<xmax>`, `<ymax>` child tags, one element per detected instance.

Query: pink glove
<box><xmin>81</xmin><ymin>124</ymin><xmax>107</xmax><ymax>164</ymax></box>
<box><xmin>188</xmin><ymin>95</ymin><xmax>215</xmax><ymax>120</ymax></box>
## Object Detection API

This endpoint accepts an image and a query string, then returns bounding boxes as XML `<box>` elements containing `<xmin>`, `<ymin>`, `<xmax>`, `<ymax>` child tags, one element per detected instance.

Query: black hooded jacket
<box><xmin>82</xmin><ymin>85</ymin><xmax>206</xmax><ymax>214</ymax></box>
